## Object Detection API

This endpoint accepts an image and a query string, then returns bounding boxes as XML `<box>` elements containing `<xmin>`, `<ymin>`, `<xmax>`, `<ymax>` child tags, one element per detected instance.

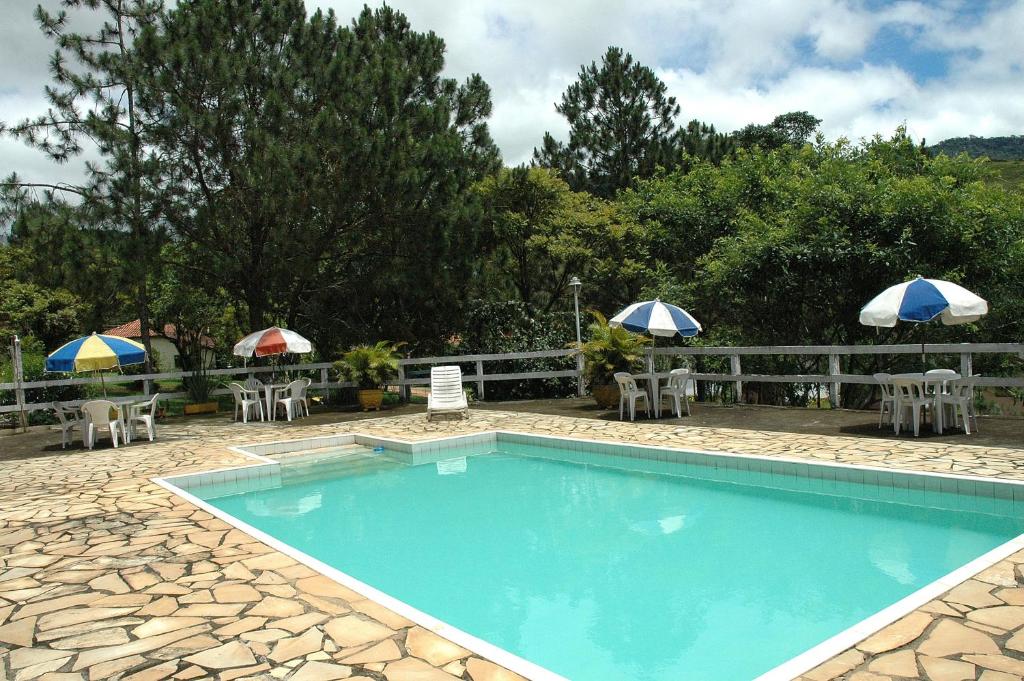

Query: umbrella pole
<box><xmin>99</xmin><ymin>371</ymin><xmax>107</xmax><ymax>398</ymax></box>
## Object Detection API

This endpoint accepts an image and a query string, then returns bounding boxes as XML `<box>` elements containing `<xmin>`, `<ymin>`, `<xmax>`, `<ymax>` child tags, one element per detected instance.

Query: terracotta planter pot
<box><xmin>357</xmin><ymin>388</ymin><xmax>385</xmax><ymax>411</ymax></box>
<box><xmin>591</xmin><ymin>383</ymin><xmax>620</xmax><ymax>410</ymax></box>
<box><xmin>184</xmin><ymin>402</ymin><xmax>218</xmax><ymax>415</ymax></box>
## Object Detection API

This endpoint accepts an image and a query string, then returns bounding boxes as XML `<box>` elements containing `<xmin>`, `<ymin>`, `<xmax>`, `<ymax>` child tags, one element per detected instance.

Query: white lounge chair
<box><xmin>427</xmin><ymin>366</ymin><xmax>468</xmax><ymax>420</ymax></box>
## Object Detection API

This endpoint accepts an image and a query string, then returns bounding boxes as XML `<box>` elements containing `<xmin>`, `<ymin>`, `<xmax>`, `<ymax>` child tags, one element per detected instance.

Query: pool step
<box><xmin>274</xmin><ymin>444</ymin><xmax>377</xmax><ymax>464</ymax></box>
<box><xmin>280</xmin><ymin>449</ymin><xmax>404</xmax><ymax>484</ymax></box>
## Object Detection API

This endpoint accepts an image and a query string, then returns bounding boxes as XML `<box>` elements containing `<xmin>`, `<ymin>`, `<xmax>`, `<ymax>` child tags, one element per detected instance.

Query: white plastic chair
<box><xmin>243</xmin><ymin>376</ymin><xmax>264</xmax><ymax>393</ymax></box>
<box><xmin>935</xmin><ymin>379</ymin><xmax>975</xmax><ymax>435</ymax></box>
<box><xmin>129</xmin><ymin>393</ymin><xmax>160</xmax><ymax>442</ymax></box>
<box><xmin>274</xmin><ymin>379</ymin><xmax>307</xmax><ymax>422</ymax></box>
<box><xmin>614</xmin><ymin>372</ymin><xmax>649</xmax><ymax>421</ymax></box>
<box><xmin>427</xmin><ymin>366</ymin><xmax>468</xmax><ymax>420</ymax></box>
<box><xmin>229</xmin><ymin>383</ymin><xmax>264</xmax><ymax>423</ymax></box>
<box><xmin>659</xmin><ymin>368</ymin><xmax>693</xmax><ymax>417</ymax></box>
<box><xmin>298</xmin><ymin>377</ymin><xmax>312</xmax><ymax>416</ymax></box>
<box><xmin>892</xmin><ymin>378</ymin><xmax>931</xmax><ymax>437</ymax></box>
<box><xmin>81</xmin><ymin>400</ymin><xmax>127</xmax><ymax>449</ymax></box>
<box><xmin>873</xmin><ymin>373</ymin><xmax>896</xmax><ymax>428</ymax></box>
<box><xmin>53</xmin><ymin>401</ymin><xmax>80</xmax><ymax>449</ymax></box>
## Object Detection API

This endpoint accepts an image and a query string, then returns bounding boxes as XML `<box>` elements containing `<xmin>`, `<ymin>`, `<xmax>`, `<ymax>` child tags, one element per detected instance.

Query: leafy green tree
<box><xmin>3</xmin><ymin>199</ymin><xmax>130</xmax><ymax>332</ymax></box>
<box><xmin>1</xmin><ymin>0</ymin><xmax>168</xmax><ymax>371</ymax></box>
<box><xmin>622</xmin><ymin>129</ymin><xmax>1024</xmax><ymax>404</ymax></box>
<box><xmin>476</xmin><ymin>166</ymin><xmax>649</xmax><ymax>317</ymax></box>
<box><xmin>732</xmin><ymin>111</ymin><xmax>821</xmax><ymax>151</ymax></box>
<box><xmin>137</xmin><ymin>1</ymin><xmax>499</xmax><ymax>354</ymax></box>
<box><xmin>533</xmin><ymin>47</ymin><xmax>681</xmax><ymax>197</ymax></box>
<box><xmin>0</xmin><ymin>245</ymin><xmax>85</xmax><ymax>350</ymax></box>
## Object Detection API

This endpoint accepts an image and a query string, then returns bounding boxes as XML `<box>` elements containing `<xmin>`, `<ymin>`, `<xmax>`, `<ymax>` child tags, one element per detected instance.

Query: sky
<box><xmin>1</xmin><ymin>0</ymin><xmax>1023</xmax><ymax>188</ymax></box>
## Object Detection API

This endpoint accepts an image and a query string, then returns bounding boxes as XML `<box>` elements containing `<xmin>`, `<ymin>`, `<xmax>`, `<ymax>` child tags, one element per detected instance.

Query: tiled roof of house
<box><xmin>104</xmin><ymin>320</ymin><xmax>215</xmax><ymax>348</ymax></box>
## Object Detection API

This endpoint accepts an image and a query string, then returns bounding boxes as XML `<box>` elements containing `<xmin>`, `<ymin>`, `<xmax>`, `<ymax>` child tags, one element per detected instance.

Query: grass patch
<box><xmin>989</xmin><ymin>160</ymin><xmax>1024</xmax><ymax>190</ymax></box>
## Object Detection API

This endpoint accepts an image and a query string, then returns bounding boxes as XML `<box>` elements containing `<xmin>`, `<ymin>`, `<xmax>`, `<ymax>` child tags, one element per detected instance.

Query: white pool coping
<box><xmin>153</xmin><ymin>429</ymin><xmax>1024</xmax><ymax>681</ymax></box>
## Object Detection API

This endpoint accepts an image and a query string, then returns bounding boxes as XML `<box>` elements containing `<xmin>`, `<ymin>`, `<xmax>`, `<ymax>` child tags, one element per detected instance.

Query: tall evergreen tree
<box><xmin>137</xmin><ymin>1</ymin><xmax>499</xmax><ymax>351</ymax></box>
<box><xmin>1</xmin><ymin>0</ymin><xmax>166</xmax><ymax>369</ymax></box>
<box><xmin>533</xmin><ymin>47</ymin><xmax>681</xmax><ymax>198</ymax></box>
<box><xmin>677</xmin><ymin>119</ymin><xmax>735</xmax><ymax>167</ymax></box>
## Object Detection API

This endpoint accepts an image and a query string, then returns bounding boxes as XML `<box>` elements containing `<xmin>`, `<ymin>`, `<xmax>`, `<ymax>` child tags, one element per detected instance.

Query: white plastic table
<box><xmin>261</xmin><ymin>383</ymin><xmax>289</xmax><ymax>421</ymax></box>
<box><xmin>630</xmin><ymin>372</ymin><xmax>672</xmax><ymax>418</ymax></box>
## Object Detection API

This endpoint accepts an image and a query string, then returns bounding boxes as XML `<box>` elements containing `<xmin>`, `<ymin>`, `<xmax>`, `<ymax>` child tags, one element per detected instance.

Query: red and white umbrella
<box><xmin>233</xmin><ymin>326</ymin><xmax>312</xmax><ymax>358</ymax></box>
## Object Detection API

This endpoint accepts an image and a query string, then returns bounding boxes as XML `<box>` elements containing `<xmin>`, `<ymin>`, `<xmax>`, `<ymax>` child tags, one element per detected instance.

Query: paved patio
<box><xmin>1</xmin><ymin>405</ymin><xmax>1023</xmax><ymax>680</ymax></box>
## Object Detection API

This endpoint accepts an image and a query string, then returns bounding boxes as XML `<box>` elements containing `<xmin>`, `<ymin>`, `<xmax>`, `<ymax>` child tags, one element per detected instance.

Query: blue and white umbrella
<box><xmin>610</xmin><ymin>299</ymin><xmax>702</xmax><ymax>337</ymax></box>
<box><xmin>859</xmin><ymin>277</ymin><xmax>988</xmax><ymax>328</ymax></box>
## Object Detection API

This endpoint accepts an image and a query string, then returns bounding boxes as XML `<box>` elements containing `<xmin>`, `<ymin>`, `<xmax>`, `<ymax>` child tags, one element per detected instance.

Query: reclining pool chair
<box><xmin>427</xmin><ymin>366</ymin><xmax>469</xmax><ymax>421</ymax></box>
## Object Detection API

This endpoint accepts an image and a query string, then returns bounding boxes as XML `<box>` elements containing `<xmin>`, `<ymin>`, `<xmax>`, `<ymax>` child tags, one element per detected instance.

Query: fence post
<box><xmin>576</xmin><ymin>353</ymin><xmax>585</xmax><ymax>397</ymax></box>
<box><xmin>397</xmin><ymin>365</ymin><xmax>410</xmax><ymax>402</ymax></box>
<box><xmin>143</xmin><ymin>378</ymin><xmax>152</xmax><ymax>396</ymax></box>
<box><xmin>476</xmin><ymin>359</ymin><xmax>485</xmax><ymax>401</ymax></box>
<box><xmin>12</xmin><ymin>336</ymin><xmax>27</xmax><ymax>432</ymax></box>
<box><xmin>960</xmin><ymin>352</ymin><xmax>973</xmax><ymax>378</ymax></box>
<box><xmin>828</xmin><ymin>353</ymin><xmax>841</xmax><ymax>408</ymax></box>
<box><xmin>730</xmin><ymin>354</ymin><xmax>742</xmax><ymax>403</ymax></box>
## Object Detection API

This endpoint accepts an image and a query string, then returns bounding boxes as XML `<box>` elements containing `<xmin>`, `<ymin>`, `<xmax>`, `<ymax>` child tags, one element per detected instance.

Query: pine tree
<box><xmin>1</xmin><ymin>0</ymin><xmax>166</xmax><ymax>370</ymax></box>
<box><xmin>533</xmin><ymin>47</ymin><xmax>681</xmax><ymax>198</ymax></box>
<box><xmin>136</xmin><ymin>1</ymin><xmax>500</xmax><ymax>349</ymax></box>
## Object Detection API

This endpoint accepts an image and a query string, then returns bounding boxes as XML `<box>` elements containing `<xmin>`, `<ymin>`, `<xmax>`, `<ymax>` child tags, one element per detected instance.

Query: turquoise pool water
<box><xmin>196</xmin><ymin>440</ymin><xmax>1024</xmax><ymax>680</ymax></box>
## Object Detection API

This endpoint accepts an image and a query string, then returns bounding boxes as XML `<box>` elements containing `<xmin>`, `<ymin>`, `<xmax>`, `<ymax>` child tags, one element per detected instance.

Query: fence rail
<box><xmin>3</xmin><ymin>342</ymin><xmax>1022</xmax><ymax>418</ymax></box>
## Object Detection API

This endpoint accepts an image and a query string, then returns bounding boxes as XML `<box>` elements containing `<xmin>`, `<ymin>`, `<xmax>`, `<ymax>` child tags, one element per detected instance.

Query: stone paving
<box><xmin>0</xmin><ymin>408</ymin><xmax>1023</xmax><ymax>680</ymax></box>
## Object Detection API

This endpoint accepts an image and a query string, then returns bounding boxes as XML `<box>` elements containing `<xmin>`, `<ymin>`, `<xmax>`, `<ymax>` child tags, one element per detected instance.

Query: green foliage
<box><xmin>475</xmin><ymin>166</ymin><xmax>650</xmax><ymax>317</ymax></box>
<box><xmin>334</xmin><ymin>342</ymin><xmax>404</xmax><ymax>390</ymax></box>
<box><xmin>988</xmin><ymin>161</ymin><xmax>1024</xmax><ymax>191</ymax></box>
<box><xmin>929</xmin><ymin>135</ymin><xmax>1024</xmax><ymax>161</ymax></box>
<box><xmin>0</xmin><ymin>247</ymin><xmax>84</xmax><ymax>349</ymax></box>
<box><xmin>575</xmin><ymin>311</ymin><xmax>650</xmax><ymax>387</ymax></box>
<box><xmin>151</xmin><ymin>249</ymin><xmax>236</xmax><ymax>402</ymax></box>
<box><xmin>622</xmin><ymin>129</ymin><xmax>1024</xmax><ymax>405</ymax></box>
<box><xmin>451</xmin><ymin>300</ymin><xmax>577</xmax><ymax>400</ymax></box>
<box><xmin>732</xmin><ymin>111</ymin><xmax>821</xmax><ymax>152</ymax></box>
<box><xmin>677</xmin><ymin>119</ymin><xmax>735</xmax><ymax>167</ymax></box>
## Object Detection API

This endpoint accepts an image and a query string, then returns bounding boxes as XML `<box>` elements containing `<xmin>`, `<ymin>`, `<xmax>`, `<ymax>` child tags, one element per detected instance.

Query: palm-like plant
<box><xmin>334</xmin><ymin>341</ymin><xmax>405</xmax><ymax>390</ymax></box>
<box><xmin>574</xmin><ymin>311</ymin><xmax>651</xmax><ymax>387</ymax></box>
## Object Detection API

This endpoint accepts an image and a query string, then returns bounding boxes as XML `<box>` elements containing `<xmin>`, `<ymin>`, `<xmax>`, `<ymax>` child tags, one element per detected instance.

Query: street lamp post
<box><xmin>569</xmin><ymin>276</ymin><xmax>584</xmax><ymax>397</ymax></box>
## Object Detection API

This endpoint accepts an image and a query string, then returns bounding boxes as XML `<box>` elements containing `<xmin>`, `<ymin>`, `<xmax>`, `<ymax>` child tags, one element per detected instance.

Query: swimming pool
<box><xmin>159</xmin><ymin>432</ymin><xmax>1024</xmax><ymax>680</ymax></box>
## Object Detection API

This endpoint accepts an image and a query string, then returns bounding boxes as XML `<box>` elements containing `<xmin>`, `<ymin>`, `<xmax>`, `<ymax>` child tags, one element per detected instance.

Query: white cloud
<box><xmin>1</xmin><ymin>0</ymin><xmax>1022</xmax><ymax>185</ymax></box>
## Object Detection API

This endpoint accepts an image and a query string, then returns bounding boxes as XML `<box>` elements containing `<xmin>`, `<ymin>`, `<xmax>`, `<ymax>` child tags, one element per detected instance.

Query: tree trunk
<box><xmin>136</xmin><ymin>285</ymin><xmax>155</xmax><ymax>374</ymax></box>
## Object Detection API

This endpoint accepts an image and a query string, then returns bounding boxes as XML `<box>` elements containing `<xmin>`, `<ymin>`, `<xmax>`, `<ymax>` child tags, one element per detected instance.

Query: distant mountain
<box><xmin>928</xmin><ymin>135</ymin><xmax>1024</xmax><ymax>160</ymax></box>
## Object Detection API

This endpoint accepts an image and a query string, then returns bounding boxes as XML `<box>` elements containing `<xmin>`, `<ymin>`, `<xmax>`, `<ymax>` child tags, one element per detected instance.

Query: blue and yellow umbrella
<box><xmin>46</xmin><ymin>333</ymin><xmax>147</xmax><ymax>372</ymax></box>
<box><xmin>46</xmin><ymin>333</ymin><xmax>147</xmax><ymax>395</ymax></box>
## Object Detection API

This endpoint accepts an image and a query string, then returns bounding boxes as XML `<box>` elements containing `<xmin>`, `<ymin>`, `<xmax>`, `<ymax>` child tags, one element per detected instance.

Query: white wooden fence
<box><xmin>3</xmin><ymin>341</ymin><xmax>1022</xmax><ymax>420</ymax></box>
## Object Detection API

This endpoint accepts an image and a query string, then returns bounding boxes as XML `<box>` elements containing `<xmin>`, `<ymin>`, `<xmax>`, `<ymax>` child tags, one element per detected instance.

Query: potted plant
<box><xmin>573</xmin><ymin>312</ymin><xmax>651</xmax><ymax>409</ymax></box>
<box><xmin>334</xmin><ymin>341</ymin><xmax>404</xmax><ymax>411</ymax></box>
